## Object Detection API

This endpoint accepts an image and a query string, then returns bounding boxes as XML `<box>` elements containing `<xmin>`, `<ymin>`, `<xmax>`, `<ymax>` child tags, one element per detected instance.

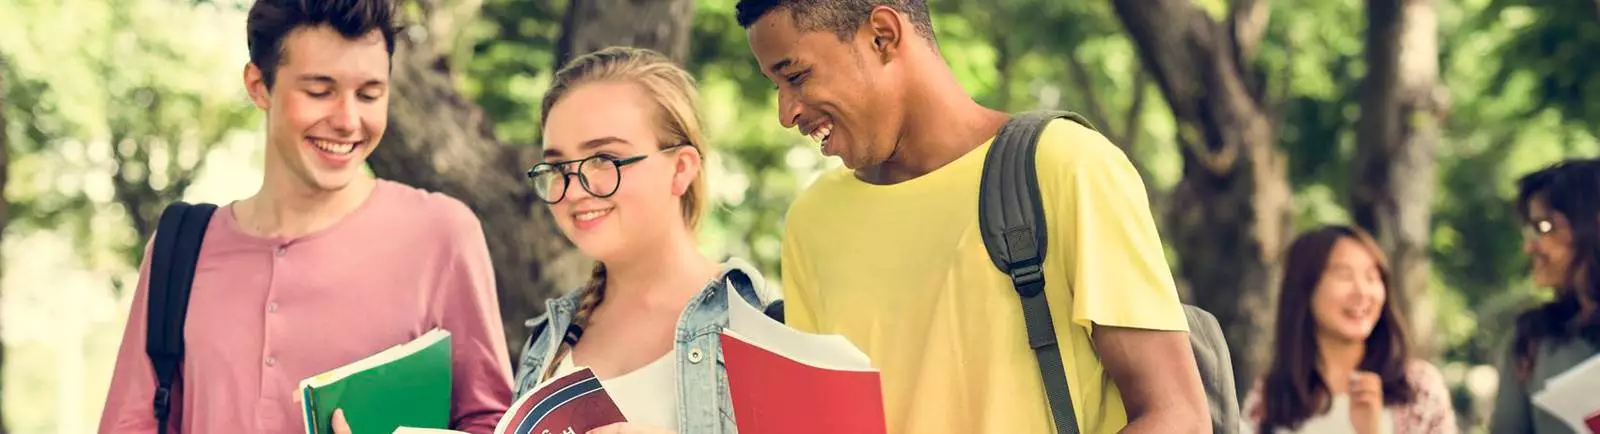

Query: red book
<box><xmin>720</xmin><ymin>294</ymin><xmax>887</xmax><ymax>434</ymax></box>
<box><xmin>1585</xmin><ymin>408</ymin><xmax>1599</xmax><ymax>434</ymax></box>
<box><xmin>494</xmin><ymin>367</ymin><xmax>626</xmax><ymax>434</ymax></box>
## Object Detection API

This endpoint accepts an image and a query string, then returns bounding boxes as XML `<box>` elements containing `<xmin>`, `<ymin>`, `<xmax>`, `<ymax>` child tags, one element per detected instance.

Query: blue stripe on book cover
<box><xmin>514</xmin><ymin>377</ymin><xmax>606</xmax><ymax>434</ymax></box>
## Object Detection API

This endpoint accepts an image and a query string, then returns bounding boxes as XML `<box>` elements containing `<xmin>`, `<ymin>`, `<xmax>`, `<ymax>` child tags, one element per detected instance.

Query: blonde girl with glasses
<box><xmin>512</xmin><ymin>46</ymin><xmax>777</xmax><ymax>434</ymax></box>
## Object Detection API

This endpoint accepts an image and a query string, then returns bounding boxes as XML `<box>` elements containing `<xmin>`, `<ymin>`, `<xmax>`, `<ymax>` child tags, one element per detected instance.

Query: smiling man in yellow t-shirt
<box><xmin>737</xmin><ymin>0</ymin><xmax>1210</xmax><ymax>433</ymax></box>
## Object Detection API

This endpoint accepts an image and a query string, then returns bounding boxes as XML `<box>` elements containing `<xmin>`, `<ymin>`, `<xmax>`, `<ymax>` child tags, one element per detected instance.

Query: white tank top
<box><xmin>550</xmin><ymin>350</ymin><xmax>680</xmax><ymax>430</ymax></box>
<box><xmin>1246</xmin><ymin>395</ymin><xmax>1395</xmax><ymax>434</ymax></box>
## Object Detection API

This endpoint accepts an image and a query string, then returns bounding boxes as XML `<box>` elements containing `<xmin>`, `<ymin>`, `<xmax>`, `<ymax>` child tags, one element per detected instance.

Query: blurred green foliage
<box><xmin>2</xmin><ymin>0</ymin><xmax>1599</xmax><ymax>431</ymax></box>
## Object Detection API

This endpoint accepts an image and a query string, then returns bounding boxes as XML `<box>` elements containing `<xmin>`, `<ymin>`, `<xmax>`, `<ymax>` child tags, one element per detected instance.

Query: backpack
<box><xmin>145</xmin><ymin>201</ymin><xmax>218</xmax><ymax>434</ymax></box>
<box><xmin>977</xmin><ymin>110</ymin><xmax>1240</xmax><ymax>434</ymax></box>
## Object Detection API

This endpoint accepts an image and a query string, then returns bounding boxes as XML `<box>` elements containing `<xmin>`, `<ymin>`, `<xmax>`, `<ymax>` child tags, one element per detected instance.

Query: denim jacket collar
<box><xmin>512</xmin><ymin>257</ymin><xmax>772</xmax><ymax>433</ymax></box>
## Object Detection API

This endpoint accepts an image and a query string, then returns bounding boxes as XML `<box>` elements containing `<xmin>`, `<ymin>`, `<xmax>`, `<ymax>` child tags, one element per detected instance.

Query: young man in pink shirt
<box><xmin>97</xmin><ymin>0</ymin><xmax>513</xmax><ymax>432</ymax></box>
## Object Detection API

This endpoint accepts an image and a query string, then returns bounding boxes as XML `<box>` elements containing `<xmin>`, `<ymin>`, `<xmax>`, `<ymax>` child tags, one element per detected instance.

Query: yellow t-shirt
<box><xmin>779</xmin><ymin>119</ymin><xmax>1189</xmax><ymax>434</ymax></box>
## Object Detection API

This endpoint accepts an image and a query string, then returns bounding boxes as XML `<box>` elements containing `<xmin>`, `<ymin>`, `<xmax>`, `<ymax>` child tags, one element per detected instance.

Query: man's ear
<box><xmin>244</xmin><ymin>63</ymin><xmax>271</xmax><ymax>111</ymax></box>
<box><xmin>671</xmin><ymin>145</ymin><xmax>703</xmax><ymax>197</ymax></box>
<box><xmin>862</xmin><ymin>6</ymin><xmax>904</xmax><ymax>61</ymax></box>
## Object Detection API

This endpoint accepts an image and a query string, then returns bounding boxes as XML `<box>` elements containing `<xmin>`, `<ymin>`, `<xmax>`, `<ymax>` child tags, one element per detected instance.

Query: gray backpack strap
<box><xmin>978</xmin><ymin>110</ymin><xmax>1093</xmax><ymax>434</ymax></box>
<box><xmin>981</xmin><ymin>111</ymin><xmax>1240</xmax><ymax>434</ymax></box>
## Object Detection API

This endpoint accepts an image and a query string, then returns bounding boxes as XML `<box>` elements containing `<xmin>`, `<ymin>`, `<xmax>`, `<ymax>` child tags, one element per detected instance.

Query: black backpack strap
<box><xmin>145</xmin><ymin>202</ymin><xmax>216</xmax><ymax>434</ymax></box>
<box><xmin>978</xmin><ymin>110</ymin><xmax>1094</xmax><ymax>434</ymax></box>
<box><xmin>762</xmin><ymin>299</ymin><xmax>785</xmax><ymax>324</ymax></box>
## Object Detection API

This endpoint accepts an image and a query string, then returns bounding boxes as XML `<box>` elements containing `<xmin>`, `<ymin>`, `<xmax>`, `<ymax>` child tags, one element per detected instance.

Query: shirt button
<box><xmin>275</xmin><ymin>246</ymin><xmax>287</xmax><ymax>257</ymax></box>
<box><xmin>687</xmin><ymin>348</ymin><xmax>704</xmax><ymax>364</ymax></box>
<box><xmin>267</xmin><ymin>302</ymin><xmax>279</xmax><ymax>313</ymax></box>
<box><xmin>265</xmin><ymin>356</ymin><xmax>277</xmax><ymax>367</ymax></box>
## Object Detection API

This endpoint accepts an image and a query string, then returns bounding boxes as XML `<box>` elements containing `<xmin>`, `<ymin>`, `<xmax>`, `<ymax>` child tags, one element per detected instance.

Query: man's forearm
<box><xmin>1092</xmin><ymin>325</ymin><xmax>1211</xmax><ymax>434</ymax></box>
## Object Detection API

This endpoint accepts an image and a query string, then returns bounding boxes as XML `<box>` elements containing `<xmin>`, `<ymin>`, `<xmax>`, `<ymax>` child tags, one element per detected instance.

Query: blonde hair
<box><xmin>538</xmin><ymin>47</ymin><xmax>709</xmax><ymax>380</ymax></box>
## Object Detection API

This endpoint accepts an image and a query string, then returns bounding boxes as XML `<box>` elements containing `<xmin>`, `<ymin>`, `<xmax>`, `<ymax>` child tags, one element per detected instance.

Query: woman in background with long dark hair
<box><xmin>1491</xmin><ymin>158</ymin><xmax>1600</xmax><ymax>434</ymax></box>
<box><xmin>1243</xmin><ymin>225</ymin><xmax>1456</xmax><ymax>433</ymax></box>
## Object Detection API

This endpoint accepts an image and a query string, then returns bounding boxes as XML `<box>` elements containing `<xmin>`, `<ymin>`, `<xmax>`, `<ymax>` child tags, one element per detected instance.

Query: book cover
<box><xmin>719</xmin><ymin>294</ymin><xmax>887</xmax><ymax>434</ymax></box>
<box><xmin>494</xmin><ymin>367</ymin><xmax>627</xmax><ymax>434</ymax></box>
<box><xmin>1532</xmin><ymin>353</ymin><xmax>1600</xmax><ymax>433</ymax></box>
<box><xmin>299</xmin><ymin>328</ymin><xmax>453</xmax><ymax>434</ymax></box>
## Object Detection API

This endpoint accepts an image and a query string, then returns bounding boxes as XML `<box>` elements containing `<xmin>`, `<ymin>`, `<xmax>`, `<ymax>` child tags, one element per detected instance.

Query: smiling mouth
<box><xmin>805</xmin><ymin>120</ymin><xmax>833</xmax><ymax>150</ymax></box>
<box><xmin>1342</xmin><ymin>305</ymin><xmax>1375</xmax><ymax>320</ymax></box>
<box><xmin>574</xmin><ymin>208</ymin><xmax>612</xmax><ymax>222</ymax></box>
<box><xmin>310</xmin><ymin>138</ymin><xmax>362</xmax><ymax>155</ymax></box>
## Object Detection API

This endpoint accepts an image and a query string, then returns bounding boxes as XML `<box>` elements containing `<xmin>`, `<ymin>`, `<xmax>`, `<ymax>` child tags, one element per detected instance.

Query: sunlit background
<box><xmin>2</xmin><ymin>0</ymin><xmax>1598</xmax><ymax>432</ymax></box>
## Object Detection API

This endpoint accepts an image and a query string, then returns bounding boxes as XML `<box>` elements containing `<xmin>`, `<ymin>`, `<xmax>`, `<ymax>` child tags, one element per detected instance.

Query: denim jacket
<box><xmin>511</xmin><ymin>258</ymin><xmax>773</xmax><ymax>433</ymax></box>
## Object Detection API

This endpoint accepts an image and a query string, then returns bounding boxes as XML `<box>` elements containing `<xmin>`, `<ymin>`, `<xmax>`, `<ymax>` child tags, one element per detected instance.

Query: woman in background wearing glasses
<box><xmin>1490</xmin><ymin>159</ymin><xmax>1600</xmax><ymax>434</ymax></box>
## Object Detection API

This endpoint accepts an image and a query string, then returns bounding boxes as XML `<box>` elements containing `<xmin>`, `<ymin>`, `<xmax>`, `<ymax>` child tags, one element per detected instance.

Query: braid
<box><xmin>573</xmin><ymin>263</ymin><xmax>609</xmax><ymax>326</ymax></box>
<box><xmin>542</xmin><ymin>263</ymin><xmax>608</xmax><ymax>381</ymax></box>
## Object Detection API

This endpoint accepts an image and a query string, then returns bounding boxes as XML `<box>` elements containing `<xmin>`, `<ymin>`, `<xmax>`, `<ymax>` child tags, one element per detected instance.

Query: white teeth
<box><xmin>311</xmin><ymin>139</ymin><xmax>357</xmax><ymax>155</ymax></box>
<box><xmin>809</xmin><ymin>124</ymin><xmax>833</xmax><ymax>148</ymax></box>
<box><xmin>575</xmin><ymin>209</ymin><xmax>610</xmax><ymax>222</ymax></box>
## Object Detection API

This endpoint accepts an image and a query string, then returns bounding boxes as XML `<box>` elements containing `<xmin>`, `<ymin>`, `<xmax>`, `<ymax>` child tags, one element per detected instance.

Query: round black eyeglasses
<box><xmin>526</xmin><ymin>144</ymin><xmax>688</xmax><ymax>204</ymax></box>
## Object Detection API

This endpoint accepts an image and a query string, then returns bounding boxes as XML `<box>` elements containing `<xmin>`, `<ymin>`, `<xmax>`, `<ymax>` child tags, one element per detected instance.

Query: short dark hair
<box><xmin>246</xmin><ymin>0</ymin><xmax>401</xmax><ymax>89</ymax></box>
<box><xmin>735</xmin><ymin>0</ymin><xmax>936</xmax><ymax>43</ymax></box>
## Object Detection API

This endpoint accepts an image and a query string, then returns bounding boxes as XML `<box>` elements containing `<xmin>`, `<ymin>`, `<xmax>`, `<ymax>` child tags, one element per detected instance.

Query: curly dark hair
<box><xmin>735</xmin><ymin>0</ymin><xmax>936</xmax><ymax>43</ymax></box>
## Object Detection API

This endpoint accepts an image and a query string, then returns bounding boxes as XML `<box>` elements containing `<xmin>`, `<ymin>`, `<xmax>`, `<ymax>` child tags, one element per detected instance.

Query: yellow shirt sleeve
<box><xmin>779</xmin><ymin>217</ymin><xmax>821</xmax><ymax>333</ymax></box>
<box><xmin>1036</xmin><ymin>120</ymin><xmax>1188</xmax><ymax>333</ymax></box>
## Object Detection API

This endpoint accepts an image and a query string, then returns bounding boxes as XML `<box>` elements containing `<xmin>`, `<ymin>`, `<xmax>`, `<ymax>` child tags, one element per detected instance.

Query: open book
<box><xmin>494</xmin><ymin>367</ymin><xmax>627</xmax><ymax>434</ymax></box>
<box><xmin>719</xmin><ymin>293</ymin><xmax>887</xmax><ymax>434</ymax></box>
<box><xmin>299</xmin><ymin>329</ymin><xmax>453</xmax><ymax>434</ymax></box>
<box><xmin>1532</xmin><ymin>353</ymin><xmax>1600</xmax><ymax>433</ymax></box>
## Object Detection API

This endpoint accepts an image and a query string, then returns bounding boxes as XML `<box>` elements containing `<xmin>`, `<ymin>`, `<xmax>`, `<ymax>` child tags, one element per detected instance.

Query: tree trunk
<box><xmin>555</xmin><ymin>0</ymin><xmax>694</xmax><ymax>68</ymax></box>
<box><xmin>372</xmin><ymin>0</ymin><xmax>695</xmax><ymax>358</ymax></box>
<box><xmin>1112</xmin><ymin>0</ymin><xmax>1293</xmax><ymax>396</ymax></box>
<box><xmin>1353</xmin><ymin>0</ymin><xmax>1447</xmax><ymax>358</ymax></box>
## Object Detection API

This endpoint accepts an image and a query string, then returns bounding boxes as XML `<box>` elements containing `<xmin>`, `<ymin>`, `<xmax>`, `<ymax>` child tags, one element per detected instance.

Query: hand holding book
<box><xmin>295</xmin><ymin>328</ymin><xmax>455</xmax><ymax>434</ymax></box>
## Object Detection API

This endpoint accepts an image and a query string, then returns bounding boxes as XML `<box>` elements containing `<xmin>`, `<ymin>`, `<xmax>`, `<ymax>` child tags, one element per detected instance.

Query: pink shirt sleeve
<box><xmin>1399</xmin><ymin>359</ymin><xmax>1458</xmax><ymax>434</ymax></box>
<box><xmin>98</xmin><ymin>240</ymin><xmax>164</xmax><ymax>433</ymax></box>
<box><xmin>433</xmin><ymin>206</ymin><xmax>514</xmax><ymax>433</ymax></box>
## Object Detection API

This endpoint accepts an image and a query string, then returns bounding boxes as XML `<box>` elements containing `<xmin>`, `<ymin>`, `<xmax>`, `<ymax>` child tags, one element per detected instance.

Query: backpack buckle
<box><xmin>1008</xmin><ymin>263</ymin><xmax>1045</xmax><ymax>298</ymax></box>
<box><xmin>153</xmin><ymin>386</ymin><xmax>172</xmax><ymax>419</ymax></box>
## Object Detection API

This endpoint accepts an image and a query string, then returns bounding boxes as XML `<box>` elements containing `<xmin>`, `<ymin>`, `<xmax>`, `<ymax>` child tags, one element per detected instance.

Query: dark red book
<box><xmin>495</xmin><ymin>367</ymin><xmax>626</xmax><ymax>434</ymax></box>
<box><xmin>720</xmin><ymin>294</ymin><xmax>887</xmax><ymax>434</ymax></box>
<box><xmin>1584</xmin><ymin>408</ymin><xmax>1599</xmax><ymax>434</ymax></box>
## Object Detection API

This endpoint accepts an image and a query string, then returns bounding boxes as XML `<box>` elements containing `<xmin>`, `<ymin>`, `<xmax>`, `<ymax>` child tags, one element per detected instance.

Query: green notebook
<box><xmin>299</xmin><ymin>328</ymin><xmax>454</xmax><ymax>434</ymax></box>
